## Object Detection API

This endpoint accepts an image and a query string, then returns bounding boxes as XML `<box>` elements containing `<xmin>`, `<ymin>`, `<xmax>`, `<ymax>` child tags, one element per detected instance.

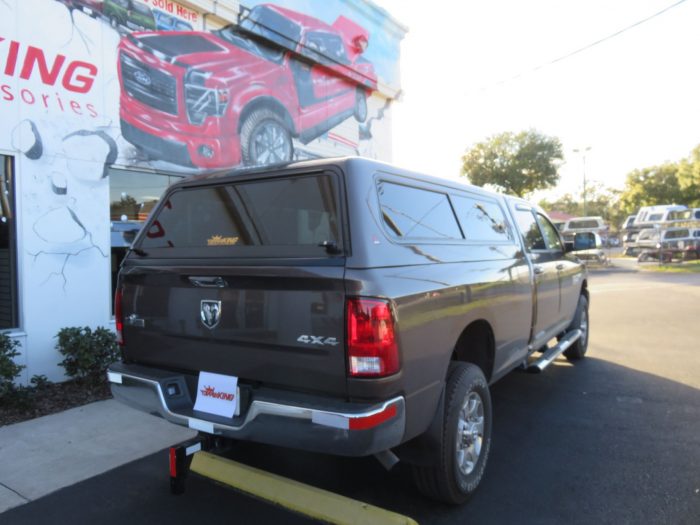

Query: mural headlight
<box><xmin>185</xmin><ymin>70</ymin><xmax>229</xmax><ymax>125</ymax></box>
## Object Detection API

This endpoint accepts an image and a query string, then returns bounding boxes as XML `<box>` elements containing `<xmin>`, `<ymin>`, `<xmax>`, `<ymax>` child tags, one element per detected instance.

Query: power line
<box><xmin>482</xmin><ymin>0</ymin><xmax>689</xmax><ymax>91</ymax></box>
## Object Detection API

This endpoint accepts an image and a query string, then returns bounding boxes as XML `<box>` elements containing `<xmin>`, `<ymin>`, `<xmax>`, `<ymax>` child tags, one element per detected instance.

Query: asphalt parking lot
<box><xmin>3</xmin><ymin>268</ymin><xmax>700</xmax><ymax>525</ymax></box>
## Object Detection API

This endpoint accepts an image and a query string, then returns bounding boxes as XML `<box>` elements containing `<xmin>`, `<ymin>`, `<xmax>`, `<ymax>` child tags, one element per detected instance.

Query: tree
<box><xmin>617</xmin><ymin>163</ymin><xmax>685</xmax><ymax>215</ymax></box>
<box><xmin>461</xmin><ymin>130</ymin><xmax>563</xmax><ymax>197</ymax></box>
<box><xmin>677</xmin><ymin>145</ymin><xmax>700</xmax><ymax>207</ymax></box>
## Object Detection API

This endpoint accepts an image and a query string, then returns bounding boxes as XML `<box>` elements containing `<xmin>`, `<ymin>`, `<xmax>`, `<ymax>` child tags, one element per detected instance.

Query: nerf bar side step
<box><xmin>527</xmin><ymin>329</ymin><xmax>583</xmax><ymax>373</ymax></box>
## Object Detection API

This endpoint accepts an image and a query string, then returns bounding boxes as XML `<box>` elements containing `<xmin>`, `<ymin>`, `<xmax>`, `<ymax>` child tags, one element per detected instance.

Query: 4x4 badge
<box><xmin>200</xmin><ymin>300</ymin><xmax>222</xmax><ymax>329</ymax></box>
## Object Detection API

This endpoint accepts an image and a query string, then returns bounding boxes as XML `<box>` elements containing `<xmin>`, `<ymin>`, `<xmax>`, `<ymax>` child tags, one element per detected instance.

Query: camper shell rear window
<box><xmin>137</xmin><ymin>172</ymin><xmax>342</xmax><ymax>258</ymax></box>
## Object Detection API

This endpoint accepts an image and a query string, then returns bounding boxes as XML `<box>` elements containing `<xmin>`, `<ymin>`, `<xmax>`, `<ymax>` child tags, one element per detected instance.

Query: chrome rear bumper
<box><xmin>108</xmin><ymin>362</ymin><xmax>405</xmax><ymax>457</ymax></box>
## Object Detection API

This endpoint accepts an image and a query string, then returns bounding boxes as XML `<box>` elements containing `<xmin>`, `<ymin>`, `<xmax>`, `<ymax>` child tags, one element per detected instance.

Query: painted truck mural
<box><xmin>119</xmin><ymin>3</ymin><xmax>378</xmax><ymax>168</ymax></box>
<box><xmin>0</xmin><ymin>0</ymin><xmax>404</xmax><ymax>382</ymax></box>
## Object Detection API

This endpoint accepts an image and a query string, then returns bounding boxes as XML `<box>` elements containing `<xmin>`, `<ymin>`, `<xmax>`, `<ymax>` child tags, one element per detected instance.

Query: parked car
<box><xmin>626</xmin><ymin>227</ymin><xmax>661</xmax><ymax>256</ymax></box>
<box><xmin>108</xmin><ymin>157</ymin><xmax>590</xmax><ymax>505</ymax></box>
<box><xmin>105</xmin><ymin>0</ymin><xmax>156</xmax><ymax>31</ymax></box>
<box><xmin>634</xmin><ymin>204</ymin><xmax>688</xmax><ymax>228</ymax></box>
<box><xmin>561</xmin><ymin>216</ymin><xmax>608</xmax><ymax>243</ymax></box>
<box><xmin>649</xmin><ymin>227</ymin><xmax>700</xmax><ymax>261</ymax></box>
<box><xmin>118</xmin><ymin>3</ymin><xmax>377</xmax><ymax>169</ymax></box>
<box><xmin>153</xmin><ymin>9</ymin><xmax>193</xmax><ymax>32</ymax></box>
<box><xmin>621</xmin><ymin>214</ymin><xmax>637</xmax><ymax>231</ymax></box>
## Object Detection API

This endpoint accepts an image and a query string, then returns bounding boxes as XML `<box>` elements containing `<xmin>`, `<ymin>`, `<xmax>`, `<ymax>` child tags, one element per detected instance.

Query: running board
<box><xmin>527</xmin><ymin>329</ymin><xmax>582</xmax><ymax>373</ymax></box>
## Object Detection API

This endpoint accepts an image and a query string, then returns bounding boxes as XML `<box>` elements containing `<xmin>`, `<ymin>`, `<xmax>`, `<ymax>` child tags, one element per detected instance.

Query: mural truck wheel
<box><xmin>354</xmin><ymin>89</ymin><xmax>368</xmax><ymax>122</ymax></box>
<box><xmin>240</xmin><ymin>109</ymin><xmax>293</xmax><ymax>167</ymax></box>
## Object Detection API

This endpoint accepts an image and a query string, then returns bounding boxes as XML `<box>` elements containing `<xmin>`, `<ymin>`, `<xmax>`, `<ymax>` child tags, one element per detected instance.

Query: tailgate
<box><xmin>119</xmin><ymin>169</ymin><xmax>349</xmax><ymax>397</ymax></box>
<box><xmin>120</xmin><ymin>264</ymin><xmax>347</xmax><ymax>396</ymax></box>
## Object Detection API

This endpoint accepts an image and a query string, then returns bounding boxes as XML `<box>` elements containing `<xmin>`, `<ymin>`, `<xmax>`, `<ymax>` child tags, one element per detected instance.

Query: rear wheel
<box><xmin>240</xmin><ymin>109</ymin><xmax>292</xmax><ymax>166</ymax></box>
<box><xmin>412</xmin><ymin>362</ymin><xmax>492</xmax><ymax>504</ymax></box>
<box><xmin>564</xmin><ymin>295</ymin><xmax>589</xmax><ymax>360</ymax></box>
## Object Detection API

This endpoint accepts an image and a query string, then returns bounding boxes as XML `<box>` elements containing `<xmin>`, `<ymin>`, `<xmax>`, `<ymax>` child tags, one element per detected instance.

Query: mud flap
<box><xmin>394</xmin><ymin>383</ymin><xmax>446</xmax><ymax>467</ymax></box>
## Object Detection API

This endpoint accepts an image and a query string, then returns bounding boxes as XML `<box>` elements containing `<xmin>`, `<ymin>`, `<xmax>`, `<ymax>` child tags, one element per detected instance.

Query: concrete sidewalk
<box><xmin>0</xmin><ymin>399</ymin><xmax>196</xmax><ymax>514</ymax></box>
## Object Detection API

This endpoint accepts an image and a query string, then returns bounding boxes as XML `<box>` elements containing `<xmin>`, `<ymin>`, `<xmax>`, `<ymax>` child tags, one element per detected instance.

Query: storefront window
<box><xmin>0</xmin><ymin>155</ymin><xmax>17</xmax><ymax>329</ymax></box>
<box><xmin>109</xmin><ymin>168</ymin><xmax>183</xmax><ymax>306</ymax></box>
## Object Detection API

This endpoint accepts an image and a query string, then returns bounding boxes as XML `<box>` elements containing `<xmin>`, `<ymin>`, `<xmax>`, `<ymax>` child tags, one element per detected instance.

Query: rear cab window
<box><xmin>451</xmin><ymin>195</ymin><xmax>515</xmax><ymax>244</ymax></box>
<box><xmin>137</xmin><ymin>172</ymin><xmax>342</xmax><ymax>258</ymax></box>
<box><xmin>377</xmin><ymin>181</ymin><xmax>462</xmax><ymax>240</ymax></box>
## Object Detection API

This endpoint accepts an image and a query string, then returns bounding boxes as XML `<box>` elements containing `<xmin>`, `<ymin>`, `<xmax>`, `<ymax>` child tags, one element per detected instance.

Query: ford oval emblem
<box><xmin>134</xmin><ymin>70</ymin><xmax>152</xmax><ymax>86</ymax></box>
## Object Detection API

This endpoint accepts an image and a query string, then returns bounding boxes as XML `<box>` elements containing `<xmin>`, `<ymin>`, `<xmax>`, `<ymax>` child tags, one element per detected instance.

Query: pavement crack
<box><xmin>0</xmin><ymin>482</ymin><xmax>31</xmax><ymax>502</ymax></box>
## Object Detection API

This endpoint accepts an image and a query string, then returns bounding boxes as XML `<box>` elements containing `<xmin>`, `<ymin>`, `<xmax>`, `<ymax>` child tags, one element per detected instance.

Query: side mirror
<box><xmin>572</xmin><ymin>232</ymin><xmax>597</xmax><ymax>251</ymax></box>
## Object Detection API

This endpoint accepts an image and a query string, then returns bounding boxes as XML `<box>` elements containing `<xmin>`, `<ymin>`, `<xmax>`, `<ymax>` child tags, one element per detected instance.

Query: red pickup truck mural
<box><xmin>118</xmin><ymin>3</ymin><xmax>377</xmax><ymax>168</ymax></box>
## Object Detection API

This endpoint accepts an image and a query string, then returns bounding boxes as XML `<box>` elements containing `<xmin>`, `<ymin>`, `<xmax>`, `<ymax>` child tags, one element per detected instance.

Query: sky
<box><xmin>373</xmin><ymin>0</ymin><xmax>700</xmax><ymax>200</ymax></box>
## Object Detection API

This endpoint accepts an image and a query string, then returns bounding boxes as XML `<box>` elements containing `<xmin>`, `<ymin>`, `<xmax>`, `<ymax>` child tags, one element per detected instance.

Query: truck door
<box><xmin>512</xmin><ymin>207</ymin><xmax>561</xmax><ymax>346</ymax></box>
<box><xmin>534</xmin><ymin>212</ymin><xmax>576</xmax><ymax>329</ymax></box>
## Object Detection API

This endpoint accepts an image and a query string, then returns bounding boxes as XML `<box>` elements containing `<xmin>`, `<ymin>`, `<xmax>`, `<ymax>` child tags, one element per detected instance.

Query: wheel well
<box><xmin>238</xmin><ymin>98</ymin><xmax>295</xmax><ymax>136</ymax></box>
<box><xmin>451</xmin><ymin>320</ymin><xmax>495</xmax><ymax>381</ymax></box>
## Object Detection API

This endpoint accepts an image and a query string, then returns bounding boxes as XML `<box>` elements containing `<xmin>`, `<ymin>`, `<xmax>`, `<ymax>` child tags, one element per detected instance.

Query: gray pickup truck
<box><xmin>108</xmin><ymin>157</ymin><xmax>589</xmax><ymax>504</ymax></box>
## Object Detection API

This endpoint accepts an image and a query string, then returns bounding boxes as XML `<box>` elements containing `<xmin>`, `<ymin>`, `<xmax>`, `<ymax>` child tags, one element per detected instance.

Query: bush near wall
<box><xmin>56</xmin><ymin>327</ymin><xmax>120</xmax><ymax>385</ymax></box>
<box><xmin>0</xmin><ymin>333</ymin><xmax>24</xmax><ymax>400</ymax></box>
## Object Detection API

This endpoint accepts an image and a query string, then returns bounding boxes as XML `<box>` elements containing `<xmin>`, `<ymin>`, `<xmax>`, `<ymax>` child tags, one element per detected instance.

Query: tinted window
<box><xmin>537</xmin><ymin>214</ymin><xmax>563</xmax><ymax>251</ymax></box>
<box><xmin>664</xmin><ymin>229</ymin><xmax>689</xmax><ymax>239</ymax></box>
<box><xmin>648</xmin><ymin>213</ymin><xmax>663</xmax><ymax>221</ymax></box>
<box><xmin>568</xmin><ymin>219</ymin><xmax>600</xmax><ymax>229</ymax></box>
<box><xmin>133</xmin><ymin>3</ymin><xmax>151</xmax><ymax>16</ymax></box>
<box><xmin>667</xmin><ymin>210</ymin><xmax>690</xmax><ymax>221</ymax></box>
<box><xmin>637</xmin><ymin>230</ymin><xmax>659</xmax><ymax>241</ymax></box>
<box><xmin>514</xmin><ymin>209</ymin><xmax>545</xmax><ymax>251</ymax></box>
<box><xmin>452</xmin><ymin>195</ymin><xmax>513</xmax><ymax>243</ymax></box>
<box><xmin>0</xmin><ymin>155</ymin><xmax>17</xmax><ymax>328</ymax></box>
<box><xmin>140</xmin><ymin>174</ymin><xmax>340</xmax><ymax>255</ymax></box>
<box><xmin>378</xmin><ymin>182</ymin><xmax>462</xmax><ymax>240</ymax></box>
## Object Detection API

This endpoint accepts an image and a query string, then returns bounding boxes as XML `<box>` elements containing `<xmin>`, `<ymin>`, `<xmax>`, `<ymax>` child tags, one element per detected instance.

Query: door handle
<box><xmin>188</xmin><ymin>276</ymin><xmax>228</xmax><ymax>288</ymax></box>
<box><xmin>533</xmin><ymin>265</ymin><xmax>544</xmax><ymax>275</ymax></box>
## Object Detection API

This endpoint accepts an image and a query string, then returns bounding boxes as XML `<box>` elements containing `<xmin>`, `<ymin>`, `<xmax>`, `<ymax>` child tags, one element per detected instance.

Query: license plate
<box><xmin>193</xmin><ymin>371</ymin><xmax>240</xmax><ymax>419</ymax></box>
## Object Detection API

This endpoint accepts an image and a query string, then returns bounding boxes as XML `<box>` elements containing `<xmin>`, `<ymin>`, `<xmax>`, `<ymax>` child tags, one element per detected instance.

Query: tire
<box><xmin>240</xmin><ymin>109</ymin><xmax>293</xmax><ymax>166</ymax></box>
<box><xmin>412</xmin><ymin>362</ymin><xmax>492</xmax><ymax>504</ymax></box>
<box><xmin>353</xmin><ymin>89</ymin><xmax>368</xmax><ymax>122</ymax></box>
<box><xmin>564</xmin><ymin>295</ymin><xmax>589</xmax><ymax>360</ymax></box>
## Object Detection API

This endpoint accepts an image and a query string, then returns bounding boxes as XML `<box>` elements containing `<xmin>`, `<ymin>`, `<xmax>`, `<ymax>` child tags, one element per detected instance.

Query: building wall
<box><xmin>0</xmin><ymin>0</ymin><xmax>405</xmax><ymax>382</ymax></box>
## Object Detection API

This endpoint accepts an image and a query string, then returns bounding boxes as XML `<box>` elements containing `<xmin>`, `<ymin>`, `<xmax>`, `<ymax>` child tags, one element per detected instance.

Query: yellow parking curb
<box><xmin>190</xmin><ymin>451</ymin><xmax>419</xmax><ymax>525</ymax></box>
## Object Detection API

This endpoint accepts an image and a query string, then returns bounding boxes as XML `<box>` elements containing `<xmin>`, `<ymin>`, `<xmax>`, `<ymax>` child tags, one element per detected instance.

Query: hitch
<box><xmin>169</xmin><ymin>434</ymin><xmax>216</xmax><ymax>495</ymax></box>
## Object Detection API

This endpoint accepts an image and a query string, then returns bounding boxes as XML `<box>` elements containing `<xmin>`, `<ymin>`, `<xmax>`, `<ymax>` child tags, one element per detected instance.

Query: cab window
<box><xmin>513</xmin><ymin>209</ymin><xmax>545</xmax><ymax>251</ymax></box>
<box><xmin>378</xmin><ymin>181</ymin><xmax>462</xmax><ymax>240</ymax></box>
<box><xmin>537</xmin><ymin>213</ymin><xmax>563</xmax><ymax>251</ymax></box>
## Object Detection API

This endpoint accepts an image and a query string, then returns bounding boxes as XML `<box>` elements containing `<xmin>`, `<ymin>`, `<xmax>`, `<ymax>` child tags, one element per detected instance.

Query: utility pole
<box><xmin>573</xmin><ymin>147</ymin><xmax>592</xmax><ymax>216</ymax></box>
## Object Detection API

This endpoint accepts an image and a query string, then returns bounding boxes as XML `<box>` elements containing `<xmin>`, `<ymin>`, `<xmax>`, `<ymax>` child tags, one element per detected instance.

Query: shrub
<box><xmin>30</xmin><ymin>374</ymin><xmax>52</xmax><ymax>390</ymax></box>
<box><xmin>0</xmin><ymin>333</ymin><xmax>24</xmax><ymax>399</ymax></box>
<box><xmin>56</xmin><ymin>327</ymin><xmax>120</xmax><ymax>385</ymax></box>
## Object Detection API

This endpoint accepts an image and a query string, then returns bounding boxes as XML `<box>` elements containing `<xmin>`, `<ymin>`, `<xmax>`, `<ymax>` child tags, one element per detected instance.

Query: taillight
<box><xmin>115</xmin><ymin>288</ymin><xmax>124</xmax><ymax>346</ymax></box>
<box><xmin>346</xmin><ymin>297</ymin><xmax>399</xmax><ymax>377</ymax></box>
